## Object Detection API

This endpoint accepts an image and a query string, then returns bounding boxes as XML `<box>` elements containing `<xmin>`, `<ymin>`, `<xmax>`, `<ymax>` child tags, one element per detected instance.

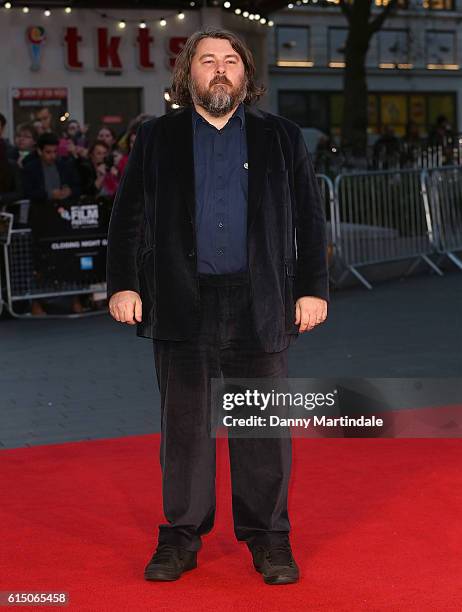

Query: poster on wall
<box><xmin>10</xmin><ymin>87</ymin><xmax>69</xmax><ymax>135</ymax></box>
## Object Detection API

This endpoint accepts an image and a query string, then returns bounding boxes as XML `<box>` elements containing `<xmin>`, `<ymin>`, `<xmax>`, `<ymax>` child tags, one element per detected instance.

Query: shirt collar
<box><xmin>192</xmin><ymin>102</ymin><xmax>245</xmax><ymax>133</ymax></box>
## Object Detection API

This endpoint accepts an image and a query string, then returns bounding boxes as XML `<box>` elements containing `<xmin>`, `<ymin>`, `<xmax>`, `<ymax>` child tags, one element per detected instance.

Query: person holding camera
<box><xmin>77</xmin><ymin>140</ymin><xmax>124</xmax><ymax>199</ymax></box>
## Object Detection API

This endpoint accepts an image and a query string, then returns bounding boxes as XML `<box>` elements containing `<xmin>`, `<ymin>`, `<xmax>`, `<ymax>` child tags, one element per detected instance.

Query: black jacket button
<box><xmin>188</xmin><ymin>250</ymin><xmax>195</xmax><ymax>258</ymax></box>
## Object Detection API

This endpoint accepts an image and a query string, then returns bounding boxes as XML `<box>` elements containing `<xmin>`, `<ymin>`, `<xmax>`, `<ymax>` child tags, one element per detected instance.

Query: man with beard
<box><xmin>106</xmin><ymin>28</ymin><xmax>329</xmax><ymax>585</ymax></box>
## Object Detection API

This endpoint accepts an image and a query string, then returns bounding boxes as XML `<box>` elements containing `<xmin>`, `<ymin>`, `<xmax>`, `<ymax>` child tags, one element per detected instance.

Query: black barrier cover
<box><xmin>28</xmin><ymin>198</ymin><xmax>111</xmax><ymax>285</ymax></box>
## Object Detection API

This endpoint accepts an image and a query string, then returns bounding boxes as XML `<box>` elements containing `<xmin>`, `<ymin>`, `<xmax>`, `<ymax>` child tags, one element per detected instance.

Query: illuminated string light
<box><xmin>4</xmin><ymin>3</ymin><xmax>273</xmax><ymax>30</ymax></box>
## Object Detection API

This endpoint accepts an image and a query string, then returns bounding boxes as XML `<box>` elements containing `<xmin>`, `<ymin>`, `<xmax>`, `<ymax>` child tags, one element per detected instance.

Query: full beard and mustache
<box><xmin>189</xmin><ymin>74</ymin><xmax>248</xmax><ymax>117</ymax></box>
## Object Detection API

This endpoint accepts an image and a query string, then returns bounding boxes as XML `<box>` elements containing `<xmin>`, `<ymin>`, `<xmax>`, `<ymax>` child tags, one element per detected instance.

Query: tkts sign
<box><xmin>62</xmin><ymin>27</ymin><xmax>186</xmax><ymax>72</ymax></box>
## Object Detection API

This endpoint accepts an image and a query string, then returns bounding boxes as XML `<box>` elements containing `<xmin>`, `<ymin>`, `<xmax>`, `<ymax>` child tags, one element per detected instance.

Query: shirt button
<box><xmin>217</xmin><ymin>248</ymin><xmax>224</xmax><ymax>256</ymax></box>
<box><xmin>218</xmin><ymin>222</ymin><xmax>224</xmax><ymax>228</ymax></box>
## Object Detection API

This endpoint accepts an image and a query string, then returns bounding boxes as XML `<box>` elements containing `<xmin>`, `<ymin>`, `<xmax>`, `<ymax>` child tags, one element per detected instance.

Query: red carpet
<box><xmin>1</xmin><ymin>435</ymin><xmax>462</xmax><ymax>611</ymax></box>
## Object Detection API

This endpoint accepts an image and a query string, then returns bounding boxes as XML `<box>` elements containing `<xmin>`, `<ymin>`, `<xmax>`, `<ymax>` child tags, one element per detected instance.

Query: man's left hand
<box><xmin>295</xmin><ymin>296</ymin><xmax>328</xmax><ymax>333</ymax></box>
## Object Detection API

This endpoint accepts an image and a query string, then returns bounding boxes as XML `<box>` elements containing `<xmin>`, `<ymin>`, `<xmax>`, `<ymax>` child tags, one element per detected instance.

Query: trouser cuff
<box><xmin>157</xmin><ymin>525</ymin><xmax>202</xmax><ymax>552</ymax></box>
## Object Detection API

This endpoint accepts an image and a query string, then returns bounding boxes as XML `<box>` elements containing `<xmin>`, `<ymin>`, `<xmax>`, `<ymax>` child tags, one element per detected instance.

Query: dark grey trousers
<box><xmin>152</xmin><ymin>271</ymin><xmax>293</xmax><ymax>552</ymax></box>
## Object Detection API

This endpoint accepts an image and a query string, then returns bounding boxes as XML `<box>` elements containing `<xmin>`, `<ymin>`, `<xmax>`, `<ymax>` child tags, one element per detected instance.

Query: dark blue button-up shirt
<box><xmin>192</xmin><ymin>102</ymin><xmax>248</xmax><ymax>274</ymax></box>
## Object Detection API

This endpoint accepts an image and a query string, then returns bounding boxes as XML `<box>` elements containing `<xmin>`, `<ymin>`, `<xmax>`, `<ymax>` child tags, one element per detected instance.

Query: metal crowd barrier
<box><xmin>0</xmin><ymin>198</ymin><xmax>108</xmax><ymax>319</ymax></box>
<box><xmin>333</xmin><ymin>168</ymin><xmax>444</xmax><ymax>289</ymax></box>
<box><xmin>424</xmin><ymin>166</ymin><xmax>462</xmax><ymax>270</ymax></box>
<box><xmin>2</xmin><ymin>227</ymin><xmax>107</xmax><ymax>318</ymax></box>
<box><xmin>0</xmin><ymin>212</ymin><xmax>15</xmax><ymax>317</ymax></box>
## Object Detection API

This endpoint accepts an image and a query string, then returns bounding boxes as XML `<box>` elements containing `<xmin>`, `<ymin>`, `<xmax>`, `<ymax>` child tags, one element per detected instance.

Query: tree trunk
<box><xmin>339</xmin><ymin>0</ymin><xmax>398</xmax><ymax>155</ymax></box>
<box><xmin>341</xmin><ymin>30</ymin><xmax>370</xmax><ymax>154</ymax></box>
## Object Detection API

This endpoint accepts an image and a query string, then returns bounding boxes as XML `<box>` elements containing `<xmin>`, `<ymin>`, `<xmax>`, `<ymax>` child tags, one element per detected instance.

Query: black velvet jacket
<box><xmin>106</xmin><ymin>104</ymin><xmax>329</xmax><ymax>353</ymax></box>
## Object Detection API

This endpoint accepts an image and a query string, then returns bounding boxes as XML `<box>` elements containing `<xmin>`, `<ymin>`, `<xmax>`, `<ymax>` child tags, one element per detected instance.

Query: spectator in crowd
<box><xmin>34</xmin><ymin>106</ymin><xmax>54</xmax><ymax>133</ymax></box>
<box><xmin>400</xmin><ymin>121</ymin><xmax>422</xmax><ymax>167</ymax></box>
<box><xmin>127</xmin><ymin>128</ymin><xmax>137</xmax><ymax>154</ymax></box>
<box><xmin>21</xmin><ymin>132</ymin><xmax>84</xmax><ymax>316</ymax></box>
<box><xmin>96</xmin><ymin>125</ymin><xmax>118</xmax><ymax>151</ymax></box>
<box><xmin>0</xmin><ymin>112</ymin><xmax>19</xmax><ymax>161</ymax></box>
<box><xmin>404</xmin><ymin>121</ymin><xmax>421</xmax><ymax>145</ymax></box>
<box><xmin>67</xmin><ymin>119</ymin><xmax>89</xmax><ymax>148</ymax></box>
<box><xmin>77</xmin><ymin>140</ymin><xmax>121</xmax><ymax>198</ymax></box>
<box><xmin>117</xmin><ymin>127</ymin><xmax>136</xmax><ymax>155</ymax></box>
<box><xmin>428</xmin><ymin>114</ymin><xmax>454</xmax><ymax>146</ymax></box>
<box><xmin>58</xmin><ymin>119</ymin><xmax>89</xmax><ymax>159</ymax></box>
<box><xmin>373</xmin><ymin>124</ymin><xmax>401</xmax><ymax>169</ymax></box>
<box><xmin>15</xmin><ymin>123</ymin><xmax>38</xmax><ymax>167</ymax></box>
<box><xmin>32</xmin><ymin>118</ymin><xmax>45</xmax><ymax>136</ymax></box>
<box><xmin>117</xmin><ymin>113</ymin><xmax>153</xmax><ymax>153</ymax></box>
<box><xmin>113</xmin><ymin>146</ymin><xmax>129</xmax><ymax>178</ymax></box>
<box><xmin>0</xmin><ymin>139</ymin><xmax>23</xmax><ymax>208</ymax></box>
<box><xmin>428</xmin><ymin>114</ymin><xmax>455</xmax><ymax>164</ymax></box>
<box><xmin>22</xmin><ymin>132</ymin><xmax>80</xmax><ymax>204</ymax></box>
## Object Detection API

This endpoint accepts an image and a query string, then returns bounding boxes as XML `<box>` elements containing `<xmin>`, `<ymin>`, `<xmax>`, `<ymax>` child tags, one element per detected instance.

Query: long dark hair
<box><xmin>170</xmin><ymin>27</ymin><xmax>266</xmax><ymax>107</ymax></box>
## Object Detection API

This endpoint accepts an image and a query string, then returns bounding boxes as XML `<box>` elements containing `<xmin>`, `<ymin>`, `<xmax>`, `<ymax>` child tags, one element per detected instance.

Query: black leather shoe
<box><xmin>249</xmin><ymin>541</ymin><xmax>299</xmax><ymax>585</ymax></box>
<box><xmin>144</xmin><ymin>544</ymin><xmax>197</xmax><ymax>581</ymax></box>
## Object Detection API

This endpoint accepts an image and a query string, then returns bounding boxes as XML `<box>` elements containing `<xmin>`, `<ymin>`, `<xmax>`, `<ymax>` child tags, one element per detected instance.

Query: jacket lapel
<box><xmin>244</xmin><ymin>105</ymin><xmax>275</xmax><ymax>231</ymax></box>
<box><xmin>165</xmin><ymin>104</ymin><xmax>275</xmax><ymax>231</ymax></box>
<box><xmin>165</xmin><ymin>106</ymin><xmax>196</xmax><ymax>223</ymax></box>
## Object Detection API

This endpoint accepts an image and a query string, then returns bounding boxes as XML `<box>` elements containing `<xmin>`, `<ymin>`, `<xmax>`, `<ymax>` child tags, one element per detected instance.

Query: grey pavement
<box><xmin>1</xmin><ymin>271</ymin><xmax>461</xmax><ymax>449</ymax></box>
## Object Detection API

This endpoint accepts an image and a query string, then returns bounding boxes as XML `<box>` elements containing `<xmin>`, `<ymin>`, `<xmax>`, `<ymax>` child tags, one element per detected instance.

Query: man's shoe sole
<box><xmin>263</xmin><ymin>573</ymin><xmax>299</xmax><ymax>585</ymax></box>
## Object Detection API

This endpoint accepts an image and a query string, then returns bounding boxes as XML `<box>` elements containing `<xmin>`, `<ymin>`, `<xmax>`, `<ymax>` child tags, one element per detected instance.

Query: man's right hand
<box><xmin>108</xmin><ymin>290</ymin><xmax>142</xmax><ymax>325</ymax></box>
